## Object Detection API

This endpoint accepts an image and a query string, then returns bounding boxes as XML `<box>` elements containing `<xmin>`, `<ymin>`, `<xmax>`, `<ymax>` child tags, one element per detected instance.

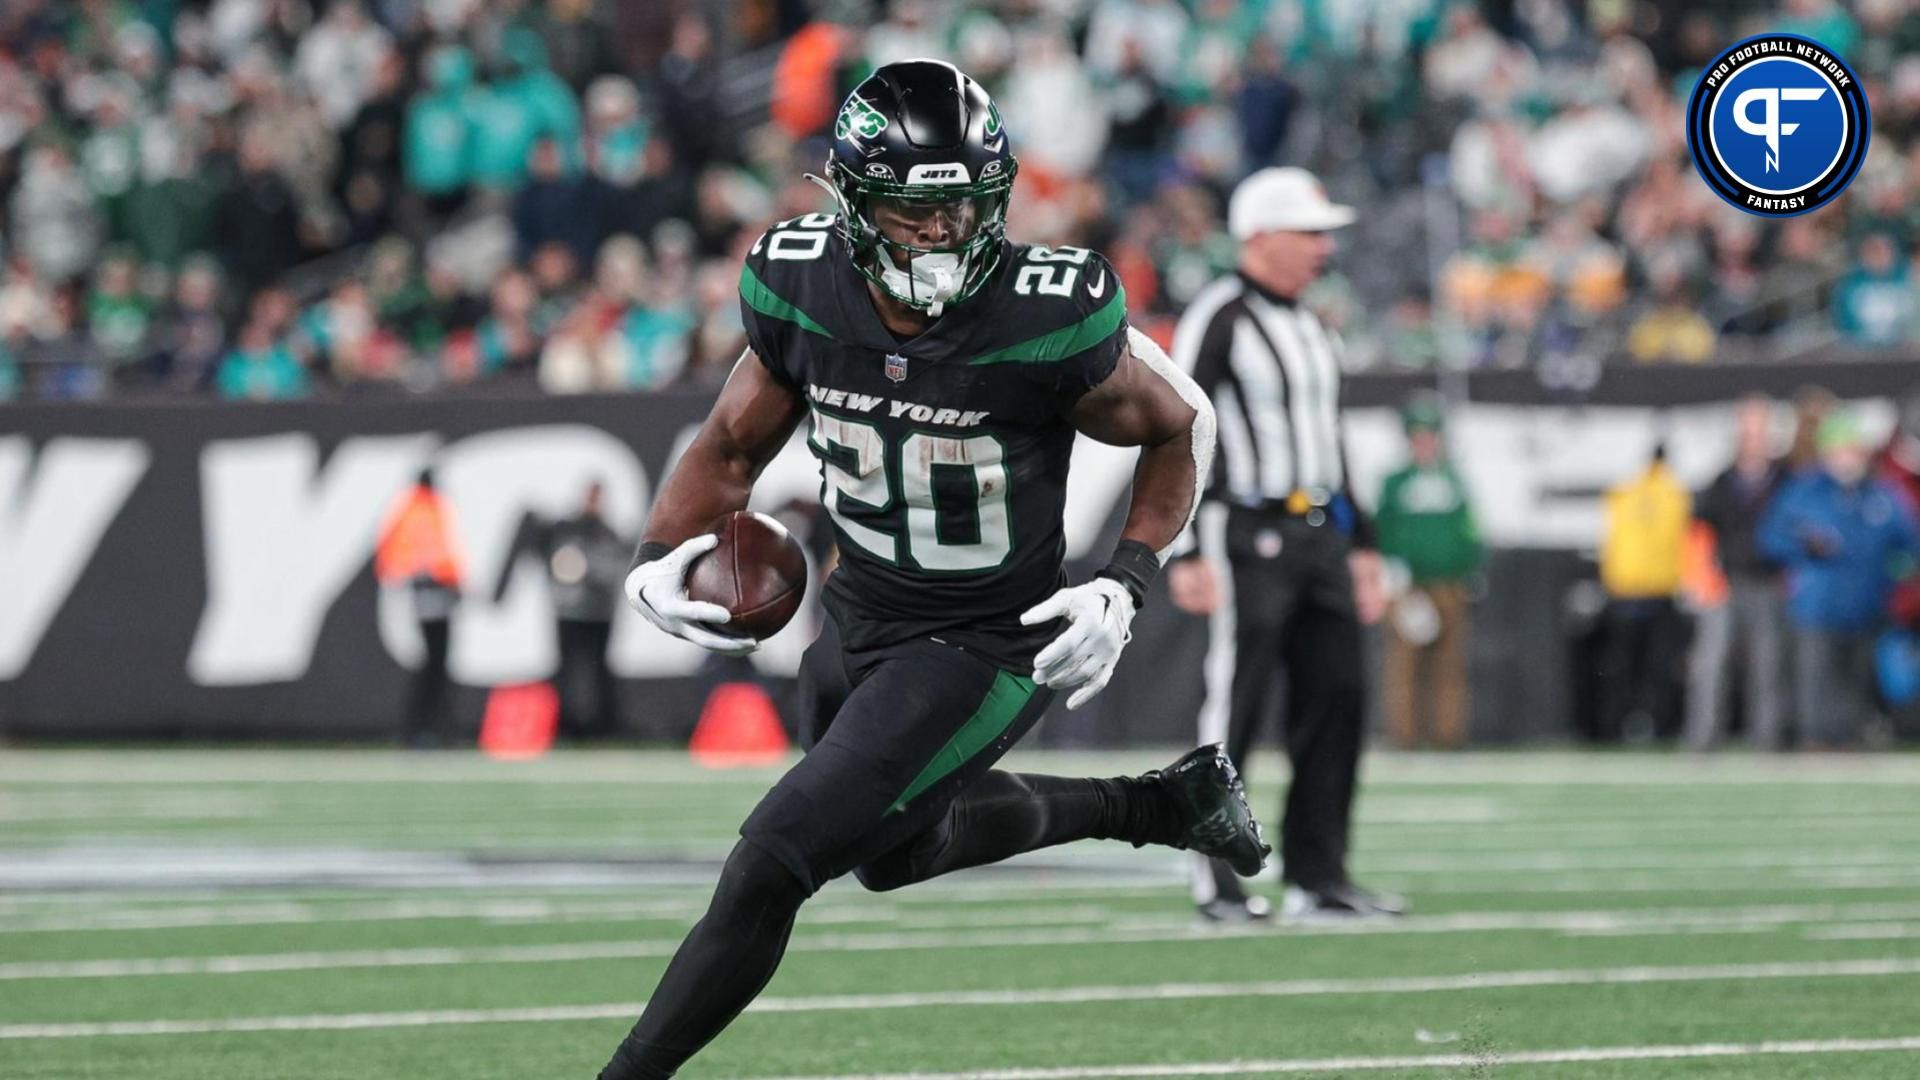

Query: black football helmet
<box><xmin>816</xmin><ymin>59</ymin><xmax>1017</xmax><ymax>316</ymax></box>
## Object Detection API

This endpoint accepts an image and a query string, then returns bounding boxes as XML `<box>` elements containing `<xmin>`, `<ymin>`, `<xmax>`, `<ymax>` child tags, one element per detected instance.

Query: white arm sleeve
<box><xmin>1125</xmin><ymin>326</ymin><xmax>1215</xmax><ymax>564</ymax></box>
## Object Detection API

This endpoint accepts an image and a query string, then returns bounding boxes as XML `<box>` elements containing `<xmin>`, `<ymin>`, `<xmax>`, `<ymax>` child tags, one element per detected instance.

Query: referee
<box><xmin>1167</xmin><ymin>167</ymin><xmax>1404</xmax><ymax>922</ymax></box>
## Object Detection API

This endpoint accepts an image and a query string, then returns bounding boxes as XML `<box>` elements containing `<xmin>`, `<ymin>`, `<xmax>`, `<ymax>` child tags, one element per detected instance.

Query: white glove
<box><xmin>1019</xmin><ymin>578</ymin><xmax>1137</xmax><ymax>710</ymax></box>
<box><xmin>623</xmin><ymin>535</ymin><xmax>757</xmax><ymax>656</ymax></box>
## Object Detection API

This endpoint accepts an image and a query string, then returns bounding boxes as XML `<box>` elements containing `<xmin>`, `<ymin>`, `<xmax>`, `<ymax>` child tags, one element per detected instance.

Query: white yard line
<box><xmin>757</xmin><ymin>1036</ymin><xmax>1920</xmax><ymax>1080</ymax></box>
<box><xmin>1</xmin><ymin>855</ymin><xmax>1914</xmax><ymax>925</ymax></box>
<box><xmin>1807</xmin><ymin>923</ymin><xmax>1920</xmax><ymax>941</ymax></box>
<box><xmin>1394</xmin><ymin>867</ymin><xmax>1920</xmax><ymax>895</ymax></box>
<box><xmin>1359</xmin><ymin>848</ymin><xmax>1918</xmax><ymax>873</ymax></box>
<box><xmin>11</xmin><ymin>859</ymin><xmax>1920</xmax><ymax>933</ymax></box>
<box><xmin>0</xmin><ymin>886</ymin><xmax>1171</xmax><ymax>934</ymax></box>
<box><xmin>0</xmin><ymin>910</ymin><xmax>1162</xmax><ymax>981</ymax></box>
<box><xmin>8</xmin><ymin>958</ymin><xmax>1920</xmax><ymax>1039</ymax></box>
<box><xmin>8</xmin><ymin>899</ymin><xmax>1920</xmax><ymax>981</ymax></box>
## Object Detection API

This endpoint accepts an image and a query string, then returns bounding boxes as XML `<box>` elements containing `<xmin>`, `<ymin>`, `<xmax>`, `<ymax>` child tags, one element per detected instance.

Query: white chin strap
<box><xmin>883</xmin><ymin>252</ymin><xmax>964</xmax><ymax>318</ymax></box>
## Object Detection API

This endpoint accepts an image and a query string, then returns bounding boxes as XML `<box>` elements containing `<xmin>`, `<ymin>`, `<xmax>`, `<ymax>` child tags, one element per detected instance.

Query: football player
<box><xmin>603</xmin><ymin>60</ymin><xmax>1267</xmax><ymax>1079</ymax></box>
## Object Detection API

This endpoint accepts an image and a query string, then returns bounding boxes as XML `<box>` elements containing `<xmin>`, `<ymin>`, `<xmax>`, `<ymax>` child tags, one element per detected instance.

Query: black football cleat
<box><xmin>1148</xmin><ymin>744</ymin><xmax>1271</xmax><ymax>878</ymax></box>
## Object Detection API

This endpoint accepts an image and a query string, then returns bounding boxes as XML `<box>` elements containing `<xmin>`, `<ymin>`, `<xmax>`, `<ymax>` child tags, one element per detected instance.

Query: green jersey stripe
<box><xmin>887</xmin><ymin>669</ymin><xmax>1037</xmax><ymax>813</ymax></box>
<box><xmin>967</xmin><ymin>288</ymin><xmax>1127</xmax><ymax>366</ymax></box>
<box><xmin>740</xmin><ymin>263</ymin><xmax>834</xmax><ymax>338</ymax></box>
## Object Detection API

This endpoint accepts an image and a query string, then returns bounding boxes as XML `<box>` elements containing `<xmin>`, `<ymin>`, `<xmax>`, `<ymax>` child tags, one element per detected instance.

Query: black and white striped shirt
<box><xmin>1174</xmin><ymin>272</ymin><xmax>1358</xmax><ymax>508</ymax></box>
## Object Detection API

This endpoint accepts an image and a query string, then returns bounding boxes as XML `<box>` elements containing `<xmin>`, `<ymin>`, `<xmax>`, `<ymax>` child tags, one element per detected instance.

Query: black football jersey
<box><xmin>739</xmin><ymin>213</ymin><xmax>1129</xmax><ymax>673</ymax></box>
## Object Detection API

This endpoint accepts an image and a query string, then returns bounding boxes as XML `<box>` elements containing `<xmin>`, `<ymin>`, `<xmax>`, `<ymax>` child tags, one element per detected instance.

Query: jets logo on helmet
<box><xmin>835</xmin><ymin>93</ymin><xmax>888</xmax><ymax>142</ymax></box>
<box><xmin>810</xmin><ymin>59</ymin><xmax>1019</xmax><ymax>317</ymax></box>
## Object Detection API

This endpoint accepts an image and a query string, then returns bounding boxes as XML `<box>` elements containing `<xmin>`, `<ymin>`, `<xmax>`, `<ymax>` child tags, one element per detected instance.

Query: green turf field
<box><xmin>3</xmin><ymin>748</ymin><xmax>1919</xmax><ymax>1079</ymax></box>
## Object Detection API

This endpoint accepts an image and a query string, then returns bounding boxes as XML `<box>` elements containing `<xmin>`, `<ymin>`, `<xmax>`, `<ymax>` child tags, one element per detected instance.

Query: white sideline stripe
<box><xmin>1398</xmin><ymin>868</ymin><xmax>1920</xmax><ymax>895</ymax></box>
<box><xmin>1360</xmin><ymin>848</ymin><xmax>1918</xmax><ymax>873</ymax></box>
<box><xmin>7</xmin><ymin>959</ymin><xmax>1920</xmax><ymax>1039</ymax></box>
<box><xmin>12</xmin><ymin>863</ymin><xmax>1920</xmax><ymax>935</ymax></box>
<box><xmin>760</xmin><ymin>1036</ymin><xmax>1920</xmax><ymax>1080</ymax></box>
<box><xmin>0</xmin><ymin>888</ymin><xmax>1165</xmax><ymax>935</ymax></box>
<box><xmin>1808</xmin><ymin>923</ymin><xmax>1920</xmax><ymax>941</ymax></box>
<box><xmin>13</xmin><ymin>900</ymin><xmax>1920</xmax><ymax>981</ymax></box>
<box><xmin>12</xmin><ymin>864</ymin><xmax>1920</xmax><ymax>932</ymax></box>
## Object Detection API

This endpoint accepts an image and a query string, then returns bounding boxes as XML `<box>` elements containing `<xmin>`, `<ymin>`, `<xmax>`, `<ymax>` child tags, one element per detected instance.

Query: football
<box><xmin>685</xmin><ymin>511</ymin><xmax>810</xmax><ymax>641</ymax></box>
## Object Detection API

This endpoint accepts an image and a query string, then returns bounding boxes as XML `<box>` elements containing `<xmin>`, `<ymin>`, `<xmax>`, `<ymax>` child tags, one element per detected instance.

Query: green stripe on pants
<box><xmin>887</xmin><ymin>670</ymin><xmax>1037</xmax><ymax>814</ymax></box>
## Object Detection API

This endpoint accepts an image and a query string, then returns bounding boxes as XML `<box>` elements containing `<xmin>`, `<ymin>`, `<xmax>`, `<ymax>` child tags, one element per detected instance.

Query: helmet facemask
<box><xmin>818</xmin><ymin>160</ymin><xmax>1016</xmax><ymax>318</ymax></box>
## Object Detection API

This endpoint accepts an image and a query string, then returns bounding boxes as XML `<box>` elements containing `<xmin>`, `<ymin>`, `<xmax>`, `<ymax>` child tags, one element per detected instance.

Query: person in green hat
<box><xmin>1760</xmin><ymin>409</ymin><xmax>1920</xmax><ymax>748</ymax></box>
<box><xmin>1374</xmin><ymin>394</ymin><xmax>1482</xmax><ymax>749</ymax></box>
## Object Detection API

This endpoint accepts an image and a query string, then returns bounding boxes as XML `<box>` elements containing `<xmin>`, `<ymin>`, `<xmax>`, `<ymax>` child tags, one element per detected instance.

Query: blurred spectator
<box><xmin>213</xmin><ymin>127</ymin><xmax>307</xmax><ymax>296</ymax></box>
<box><xmin>538</xmin><ymin>235</ymin><xmax>679</xmax><ymax>393</ymax></box>
<box><xmin>79</xmin><ymin>80</ymin><xmax>143</xmax><ymax>243</ymax></box>
<box><xmin>1598</xmin><ymin>444</ymin><xmax>1692</xmax><ymax>740</ymax></box>
<box><xmin>382</xmin><ymin>241</ymin><xmax>485</xmax><ymax>368</ymax></box>
<box><xmin>494</xmin><ymin>480</ymin><xmax>630</xmax><ymax>740</ymax></box>
<box><xmin>1102</xmin><ymin>41</ymin><xmax>1174</xmax><ymax>206</ymax></box>
<box><xmin>297</xmin><ymin>278</ymin><xmax>400</xmax><ymax>385</ymax></box>
<box><xmin>448</xmin><ymin>268</ymin><xmax>541</xmax><ymax>382</ymax></box>
<box><xmin>23</xmin><ymin>287</ymin><xmax>102</xmax><ymax>401</ymax></box>
<box><xmin>123</xmin><ymin>116</ymin><xmax>217</xmax><ymax>271</ymax></box>
<box><xmin>865</xmin><ymin>0</ymin><xmax>946</xmax><ymax>67</ymax></box>
<box><xmin>337</xmin><ymin>49</ymin><xmax>410</xmax><ymax>244</ymax></box>
<box><xmin>0</xmin><ymin>337</ymin><xmax>17</xmax><ymax>400</ymax></box>
<box><xmin>149</xmin><ymin>256</ymin><xmax>228</xmax><ymax>391</ymax></box>
<box><xmin>470</xmin><ymin>28</ymin><xmax>581</xmax><ymax>191</ymax></box>
<box><xmin>512</xmin><ymin>137</ymin><xmax>604</xmax><ymax>265</ymax></box>
<box><xmin>293</xmin><ymin>0</ymin><xmax>393</xmax><ymax>130</ymax></box>
<box><xmin>1234</xmin><ymin>37</ymin><xmax>1296</xmax><ymax>172</ymax></box>
<box><xmin>404</xmin><ymin>45</ymin><xmax>482</xmax><ymax>218</ymax></box>
<box><xmin>375</xmin><ymin>466</ymin><xmax>467</xmax><ymax>748</ymax></box>
<box><xmin>1706</xmin><ymin>222</ymin><xmax>1768</xmax><ymax>337</ymax></box>
<box><xmin>653</xmin><ymin>11</ymin><xmax>724</xmax><ymax>173</ymax></box>
<box><xmin>216</xmin><ymin>288</ymin><xmax>306</xmax><ymax>400</ymax></box>
<box><xmin>85</xmin><ymin>249</ymin><xmax>153</xmax><ymax>376</ymax></box>
<box><xmin>528</xmin><ymin>0</ymin><xmax>615</xmax><ymax>92</ymax></box>
<box><xmin>10</xmin><ymin>141</ymin><xmax>102</xmax><ymax>284</ymax></box>
<box><xmin>1001</xmin><ymin>30</ymin><xmax>1107</xmax><ymax>183</ymax></box>
<box><xmin>1779</xmin><ymin>0</ymin><xmax>1861</xmax><ymax>63</ymax></box>
<box><xmin>1686</xmin><ymin>396</ymin><xmax>1789</xmax><ymax>751</ymax></box>
<box><xmin>1879</xmin><ymin>388</ymin><xmax>1920</xmax><ymax>631</ymax></box>
<box><xmin>1085</xmin><ymin>0</ymin><xmax>1190</xmax><ymax>84</ymax></box>
<box><xmin>1787</xmin><ymin>385</ymin><xmax>1840</xmax><ymax>474</ymax></box>
<box><xmin>1832</xmin><ymin>234</ymin><xmax>1914</xmax><ymax>346</ymax></box>
<box><xmin>1761</xmin><ymin>412</ymin><xmax>1920</xmax><ymax>748</ymax></box>
<box><xmin>583</xmin><ymin>76</ymin><xmax>647</xmax><ymax>188</ymax></box>
<box><xmin>1375</xmin><ymin>396</ymin><xmax>1482</xmax><ymax>749</ymax></box>
<box><xmin>1626</xmin><ymin>256</ymin><xmax>1716</xmax><ymax>363</ymax></box>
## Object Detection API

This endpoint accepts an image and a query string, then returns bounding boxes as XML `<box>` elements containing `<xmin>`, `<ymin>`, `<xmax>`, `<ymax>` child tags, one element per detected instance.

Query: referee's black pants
<box><xmin>1197</xmin><ymin>505</ymin><xmax>1366</xmax><ymax>901</ymax></box>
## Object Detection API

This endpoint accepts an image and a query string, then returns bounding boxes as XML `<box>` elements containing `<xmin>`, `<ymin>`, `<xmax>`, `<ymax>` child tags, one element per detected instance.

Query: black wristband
<box><xmin>633</xmin><ymin>541</ymin><xmax>673</xmax><ymax>573</ymax></box>
<box><xmin>1095</xmin><ymin>539</ymin><xmax>1161</xmax><ymax>610</ymax></box>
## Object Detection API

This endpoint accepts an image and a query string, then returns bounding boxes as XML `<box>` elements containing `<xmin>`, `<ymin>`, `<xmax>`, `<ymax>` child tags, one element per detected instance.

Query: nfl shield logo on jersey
<box><xmin>884</xmin><ymin>352</ymin><xmax>909</xmax><ymax>383</ymax></box>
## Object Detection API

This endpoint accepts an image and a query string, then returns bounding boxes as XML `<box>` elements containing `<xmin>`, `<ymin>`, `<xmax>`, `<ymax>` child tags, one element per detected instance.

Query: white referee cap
<box><xmin>1228</xmin><ymin>167</ymin><xmax>1356</xmax><ymax>238</ymax></box>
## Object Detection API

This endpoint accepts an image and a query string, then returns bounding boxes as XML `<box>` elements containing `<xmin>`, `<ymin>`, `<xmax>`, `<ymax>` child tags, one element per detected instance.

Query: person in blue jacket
<box><xmin>1760</xmin><ymin>411</ymin><xmax>1920</xmax><ymax>748</ymax></box>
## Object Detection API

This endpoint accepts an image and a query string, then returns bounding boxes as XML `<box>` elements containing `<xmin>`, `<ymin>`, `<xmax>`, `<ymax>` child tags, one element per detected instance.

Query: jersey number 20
<box><xmin>808</xmin><ymin>407</ymin><xmax>1012</xmax><ymax>572</ymax></box>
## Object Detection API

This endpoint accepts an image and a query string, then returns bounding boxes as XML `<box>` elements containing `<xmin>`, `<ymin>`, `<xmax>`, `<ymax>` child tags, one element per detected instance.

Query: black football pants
<box><xmin>1196</xmin><ymin>506</ymin><xmax>1366</xmax><ymax>902</ymax></box>
<box><xmin>597</xmin><ymin>618</ymin><xmax>1179</xmax><ymax>1079</ymax></box>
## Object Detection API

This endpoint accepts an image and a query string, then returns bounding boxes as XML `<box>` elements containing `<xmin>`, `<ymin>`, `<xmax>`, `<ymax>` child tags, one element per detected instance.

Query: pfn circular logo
<box><xmin>1686</xmin><ymin>34</ymin><xmax>1869</xmax><ymax>217</ymax></box>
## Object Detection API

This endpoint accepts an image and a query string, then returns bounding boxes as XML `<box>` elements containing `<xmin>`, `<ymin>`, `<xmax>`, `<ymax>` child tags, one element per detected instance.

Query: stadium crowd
<box><xmin>0</xmin><ymin>0</ymin><xmax>1917</xmax><ymax>403</ymax></box>
<box><xmin>1581</xmin><ymin>389</ymin><xmax>1920</xmax><ymax>751</ymax></box>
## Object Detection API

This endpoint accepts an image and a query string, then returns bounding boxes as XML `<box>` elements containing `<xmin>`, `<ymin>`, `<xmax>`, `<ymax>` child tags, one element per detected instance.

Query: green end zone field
<box><xmin>3</xmin><ymin>749</ymin><xmax>1919</xmax><ymax>1079</ymax></box>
